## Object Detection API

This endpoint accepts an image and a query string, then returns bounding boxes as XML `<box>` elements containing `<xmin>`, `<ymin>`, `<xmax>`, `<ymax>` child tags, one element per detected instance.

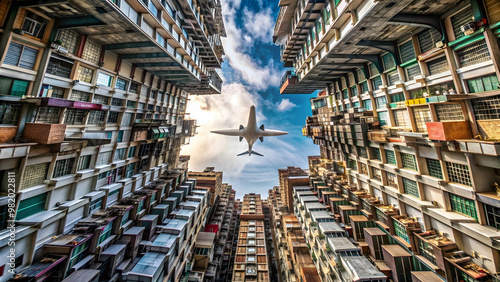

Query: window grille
<box><xmin>77</xmin><ymin>66</ymin><xmax>94</xmax><ymax>83</ymax></box>
<box><xmin>121</xmin><ymin>113</ymin><xmax>133</xmax><ymax>126</ymax></box>
<box><xmin>57</xmin><ymin>29</ymin><xmax>79</xmax><ymax>54</ymax></box>
<box><xmin>369</xmin><ymin>63</ymin><xmax>379</xmax><ymax>77</ymax></box>
<box><xmin>128</xmin><ymin>146</ymin><xmax>137</xmax><ymax>158</ymax></box>
<box><xmin>88</xmin><ymin>110</ymin><xmax>105</xmax><ymax>125</ymax></box>
<box><xmin>426</xmin><ymin>159</ymin><xmax>443</xmax><ymax>179</ymax></box>
<box><xmin>77</xmin><ymin>155</ymin><xmax>91</xmax><ymax>171</ymax></box>
<box><xmin>53</xmin><ymin>158</ymin><xmax>74</xmax><ymax>178</ymax></box>
<box><xmin>21</xmin><ymin>11</ymin><xmax>47</xmax><ymax>39</ymax></box>
<box><xmin>405</xmin><ymin>64</ymin><xmax>421</xmax><ymax>80</ymax></box>
<box><xmin>446</xmin><ymin>162</ymin><xmax>471</xmax><ymax>186</ymax></box>
<box><xmin>375</xmin><ymin>96</ymin><xmax>387</xmax><ymax>109</ymax></box>
<box><xmin>114</xmin><ymin>148</ymin><xmax>126</xmax><ymax>161</ymax></box>
<box><xmin>471</xmin><ymin>95</ymin><xmax>500</xmax><ymax>120</ymax></box>
<box><xmin>394</xmin><ymin>110</ymin><xmax>411</xmax><ymax>129</ymax></box>
<box><xmin>427</xmin><ymin>56</ymin><xmax>449</xmax><ymax>75</ymax></box>
<box><xmin>357</xmin><ymin>69</ymin><xmax>366</xmax><ymax>81</ymax></box>
<box><xmin>394</xmin><ymin>219</ymin><xmax>410</xmax><ymax>243</ymax></box>
<box><xmin>89</xmin><ymin>198</ymin><xmax>103</xmax><ymax>213</ymax></box>
<box><xmin>378</xmin><ymin>111</ymin><xmax>389</xmax><ymax>126</ymax></box>
<box><xmin>467</xmin><ymin>75</ymin><xmax>499</xmax><ymax>93</ymax></box>
<box><xmin>93</xmin><ymin>95</ymin><xmax>109</xmax><ymax>105</ymax></box>
<box><xmin>50</xmin><ymin>86</ymin><xmax>65</xmax><ymax>98</ymax></box>
<box><xmin>390</xmin><ymin>93</ymin><xmax>405</xmax><ymax>103</ymax></box>
<box><xmin>399</xmin><ymin>40</ymin><xmax>415</xmax><ymax>63</ymax></box>
<box><xmin>5</xmin><ymin>42</ymin><xmax>39</xmax><ymax>70</ymax></box>
<box><xmin>417</xmin><ymin>28</ymin><xmax>441</xmax><ymax>54</ymax></box>
<box><xmin>34</xmin><ymin>106</ymin><xmax>61</xmax><ymax>123</ymax></box>
<box><xmin>351</xmin><ymin>86</ymin><xmax>358</xmax><ymax>97</ymax></box>
<box><xmin>21</xmin><ymin>163</ymin><xmax>49</xmax><ymax>189</ymax></box>
<box><xmin>360</xmin><ymin>81</ymin><xmax>369</xmax><ymax>93</ymax></box>
<box><xmin>16</xmin><ymin>192</ymin><xmax>47</xmax><ymax>220</ymax></box>
<box><xmin>403</xmin><ymin>177</ymin><xmax>419</xmax><ymax>198</ymax></box>
<box><xmin>449</xmin><ymin>193</ymin><xmax>477</xmax><ymax>220</ymax></box>
<box><xmin>126</xmin><ymin>100</ymin><xmax>137</xmax><ymax>108</ymax></box>
<box><xmin>126</xmin><ymin>163</ymin><xmax>135</xmax><ymax>178</ymax></box>
<box><xmin>70</xmin><ymin>90</ymin><xmax>90</xmax><ymax>102</ymax></box>
<box><xmin>372</xmin><ymin>76</ymin><xmax>383</xmax><ymax>90</ymax></box>
<box><xmin>372</xmin><ymin>148</ymin><xmax>381</xmax><ymax>161</ymax></box>
<box><xmin>129</xmin><ymin>82</ymin><xmax>139</xmax><ymax>93</ymax></box>
<box><xmin>435</xmin><ymin>104</ymin><xmax>464</xmax><ymax>121</ymax></box>
<box><xmin>82</xmin><ymin>39</ymin><xmax>101</xmax><ymax>63</ymax></box>
<box><xmin>387</xmin><ymin>72</ymin><xmax>399</xmax><ymax>86</ymax></box>
<box><xmin>65</xmin><ymin>109</ymin><xmax>86</xmax><ymax>125</ymax></box>
<box><xmin>147</xmin><ymin>104</ymin><xmax>155</xmax><ymax>111</ymax></box>
<box><xmin>363</xmin><ymin>99</ymin><xmax>372</xmax><ymax>110</ymax></box>
<box><xmin>484</xmin><ymin>203</ymin><xmax>500</xmax><ymax>229</ymax></box>
<box><xmin>117</xmin><ymin>130</ymin><xmax>124</xmax><ymax>142</ymax></box>
<box><xmin>386</xmin><ymin>172</ymin><xmax>397</xmax><ymax>187</ymax></box>
<box><xmin>96</xmin><ymin>151</ymin><xmax>112</xmax><ymax>166</ymax></box>
<box><xmin>402</xmin><ymin>153</ymin><xmax>417</xmax><ymax>171</ymax></box>
<box><xmin>382</xmin><ymin>53</ymin><xmax>396</xmax><ymax>70</ymax></box>
<box><xmin>359</xmin><ymin>147</ymin><xmax>368</xmax><ymax>158</ymax></box>
<box><xmin>96</xmin><ymin>72</ymin><xmax>112</xmax><ymax>87</ymax></box>
<box><xmin>413</xmin><ymin>107</ymin><xmax>431</xmax><ymax>132</ymax></box>
<box><xmin>9</xmin><ymin>79</ymin><xmax>29</xmax><ymax>97</ymax></box>
<box><xmin>360</xmin><ymin>163</ymin><xmax>368</xmax><ymax>174</ymax></box>
<box><xmin>457</xmin><ymin>40</ymin><xmax>490</xmax><ymax>68</ymax></box>
<box><xmin>451</xmin><ymin>8</ymin><xmax>474</xmax><ymax>40</ymax></box>
<box><xmin>107</xmin><ymin>111</ymin><xmax>119</xmax><ymax>124</ymax></box>
<box><xmin>348</xmin><ymin>159</ymin><xmax>357</xmax><ymax>170</ymax></box>
<box><xmin>115</xmin><ymin>78</ymin><xmax>127</xmax><ymax>90</ymax></box>
<box><xmin>0</xmin><ymin>102</ymin><xmax>22</xmax><ymax>124</ymax></box>
<box><xmin>111</xmin><ymin>98</ymin><xmax>124</xmax><ymax>107</ymax></box>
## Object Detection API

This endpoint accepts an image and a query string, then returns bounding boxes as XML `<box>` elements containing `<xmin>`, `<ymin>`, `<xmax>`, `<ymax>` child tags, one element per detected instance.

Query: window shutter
<box><xmin>4</xmin><ymin>42</ymin><xmax>22</xmax><ymax>66</ymax></box>
<box><xmin>19</xmin><ymin>46</ymin><xmax>38</xmax><ymax>69</ymax></box>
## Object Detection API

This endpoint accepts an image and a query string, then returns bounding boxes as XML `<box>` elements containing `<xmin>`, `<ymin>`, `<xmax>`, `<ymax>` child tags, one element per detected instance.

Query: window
<box><xmin>89</xmin><ymin>198</ymin><xmax>103</xmax><ymax>213</ymax></box>
<box><xmin>484</xmin><ymin>203</ymin><xmax>500</xmax><ymax>229</ymax></box>
<box><xmin>375</xmin><ymin>96</ymin><xmax>387</xmax><ymax>109</ymax></box>
<box><xmin>0</xmin><ymin>77</ymin><xmax>30</xmax><ymax>97</ymax></box>
<box><xmin>77</xmin><ymin>155</ymin><xmax>91</xmax><ymax>171</ymax></box>
<box><xmin>417</xmin><ymin>237</ymin><xmax>437</xmax><ymax>266</ymax></box>
<box><xmin>402</xmin><ymin>177</ymin><xmax>419</xmax><ymax>198</ymax></box>
<box><xmin>369</xmin><ymin>63</ymin><xmax>379</xmax><ymax>77</ymax></box>
<box><xmin>406</xmin><ymin>64</ymin><xmax>421</xmax><ymax>80</ymax></box>
<box><xmin>362</xmin><ymin>99</ymin><xmax>372</xmax><ymax>111</ymax></box>
<box><xmin>472</xmin><ymin>95</ymin><xmax>500</xmax><ymax>120</ymax></box>
<box><xmin>141</xmin><ymin>19</ymin><xmax>154</xmax><ymax>37</ymax></box>
<box><xmin>386</xmin><ymin>151</ymin><xmax>396</xmax><ymax>165</ymax></box>
<box><xmin>359</xmin><ymin>147</ymin><xmax>368</xmax><ymax>158</ymax></box>
<box><xmin>399</xmin><ymin>40</ymin><xmax>415</xmax><ymax>63</ymax></box>
<box><xmin>413</xmin><ymin>107</ymin><xmax>431</xmax><ymax>132</ymax></box>
<box><xmin>115</xmin><ymin>78</ymin><xmax>127</xmax><ymax>90</ymax></box>
<box><xmin>351</xmin><ymin>86</ymin><xmax>358</xmax><ymax>97</ymax></box>
<box><xmin>0</xmin><ymin>102</ymin><xmax>22</xmax><ymax>124</ymax></box>
<box><xmin>393</xmin><ymin>110</ymin><xmax>411</xmax><ymax>129</ymax></box>
<box><xmin>427</xmin><ymin>56</ymin><xmax>449</xmax><ymax>75</ymax></box>
<box><xmin>69</xmin><ymin>90</ymin><xmax>90</xmax><ymax>102</ymax></box>
<box><xmin>4</xmin><ymin>42</ymin><xmax>39</xmax><ymax>69</ymax></box>
<box><xmin>436</xmin><ymin>104</ymin><xmax>464</xmax><ymax>121</ymax></box>
<box><xmin>417</xmin><ymin>28</ymin><xmax>441</xmax><ymax>54</ymax></box>
<box><xmin>426</xmin><ymin>159</ymin><xmax>443</xmax><ymax>179</ymax></box>
<box><xmin>53</xmin><ymin>158</ymin><xmax>74</xmax><ymax>178</ymax></box>
<box><xmin>394</xmin><ymin>220</ymin><xmax>410</xmax><ymax>243</ymax></box>
<box><xmin>126</xmin><ymin>163</ymin><xmax>135</xmax><ymax>178</ymax></box>
<box><xmin>457</xmin><ymin>40</ymin><xmax>490</xmax><ymax>68</ymax></box>
<box><xmin>450</xmin><ymin>194</ymin><xmax>477</xmax><ymax>220</ymax></box>
<box><xmin>111</xmin><ymin>98</ymin><xmax>124</xmax><ymax>107</ymax></box>
<box><xmin>96</xmin><ymin>72</ymin><xmax>112</xmax><ymax>87</ymax></box>
<box><xmin>57</xmin><ymin>29</ymin><xmax>79</xmax><ymax>54</ymax></box>
<box><xmin>372</xmin><ymin>167</ymin><xmax>381</xmax><ymax>180</ymax></box>
<box><xmin>119</xmin><ymin>0</ymin><xmax>139</xmax><ymax>23</ymax></box>
<box><xmin>372</xmin><ymin>76</ymin><xmax>383</xmax><ymax>90</ymax></box>
<box><xmin>121</xmin><ymin>113</ymin><xmax>133</xmax><ymax>126</ymax></box>
<box><xmin>372</xmin><ymin>148</ymin><xmax>381</xmax><ymax>161</ymax></box>
<box><xmin>390</xmin><ymin>93</ymin><xmax>405</xmax><ymax>103</ymax></box>
<box><xmin>387</xmin><ymin>72</ymin><xmax>400</xmax><ymax>86</ymax></box>
<box><xmin>65</xmin><ymin>109</ymin><xmax>86</xmax><ymax>125</ymax></box>
<box><xmin>378</xmin><ymin>111</ymin><xmax>389</xmax><ymax>126</ymax></box>
<box><xmin>451</xmin><ymin>8</ymin><xmax>474</xmax><ymax>40</ymax></box>
<box><xmin>128</xmin><ymin>146</ymin><xmax>137</xmax><ymax>158</ymax></box>
<box><xmin>82</xmin><ymin>39</ymin><xmax>101</xmax><ymax>63</ymax></box>
<box><xmin>446</xmin><ymin>162</ymin><xmax>471</xmax><ymax>186</ymax></box>
<box><xmin>129</xmin><ymin>82</ymin><xmax>139</xmax><ymax>93</ymax></box>
<box><xmin>107</xmin><ymin>111</ymin><xmax>119</xmax><ymax>124</ymax></box>
<box><xmin>21</xmin><ymin>11</ymin><xmax>48</xmax><ymax>39</ymax></box>
<box><xmin>126</xmin><ymin>100</ymin><xmax>136</xmax><ymax>108</ymax></box>
<box><xmin>467</xmin><ymin>75</ymin><xmax>499</xmax><ymax>94</ymax></box>
<box><xmin>114</xmin><ymin>148</ymin><xmax>126</xmax><ymax>161</ymax></box>
<box><xmin>386</xmin><ymin>172</ymin><xmax>397</xmax><ymax>188</ymax></box>
<box><xmin>348</xmin><ymin>159</ymin><xmax>357</xmax><ymax>170</ymax></box>
<box><xmin>93</xmin><ymin>95</ymin><xmax>109</xmax><ymax>105</ymax></box>
<box><xmin>88</xmin><ymin>110</ymin><xmax>105</xmax><ymax>125</ymax></box>
<box><xmin>360</xmin><ymin>163</ymin><xmax>368</xmax><ymax>175</ymax></box>
<box><xmin>96</xmin><ymin>151</ymin><xmax>112</xmax><ymax>166</ymax></box>
<box><xmin>46</xmin><ymin>56</ymin><xmax>73</xmax><ymax>78</ymax></box>
<box><xmin>401</xmin><ymin>153</ymin><xmax>417</xmax><ymax>171</ymax></box>
<box><xmin>16</xmin><ymin>192</ymin><xmax>47</xmax><ymax>220</ymax></box>
<box><xmin>33</xmin><ymin>106</ymin><xmax>61</xmax><ymax>123</ymax></box>
<box><xmin>77</xmin><ymin>66</ymin><xmax>94</xmax><ymax>83</ymax></box>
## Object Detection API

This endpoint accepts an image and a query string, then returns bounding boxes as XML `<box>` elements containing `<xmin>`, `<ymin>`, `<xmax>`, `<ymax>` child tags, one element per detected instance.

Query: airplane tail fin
<box><xmin>251</xmin><ymin>150</ymin><xmax>263</xmax><ymax>157</ymax></box>
<box><xmin>237</xmin><ymin>151</ymin><xmax>248</xmax><ymax>156</ymax></box>
<box><xmin>239</xmin><ymin>136</ymin><xmax>243</xmax><ymax>142</ymax></box>
<box><xmin>259</xmin><ymin>137</ymin><xmax>263</xmax><ymax>142</ymax></box>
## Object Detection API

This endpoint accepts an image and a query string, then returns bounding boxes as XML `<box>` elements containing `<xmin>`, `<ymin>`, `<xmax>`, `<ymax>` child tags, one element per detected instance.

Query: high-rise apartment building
<box><xmin>232</xmin><ymin>193</ymin><xmax>271</xmax><ymax>282</ymax></box>
<box><xmin>275</xmin><ymin>0</ymin><xmax>500</xmax><ymax>281</ymax></box>
<box><xmin>278</xmin><ymin>166</ymin><xmax>309</xmax><ymax>212</ymax></box>
<box><xmin>0</xmin><ymin>0</ymin><xmax>226</xmax><ymax>281</ymax></box>
<box><xmin>188</xmin><ymin>167</ymin><xmax>224</xmax><ymax>207</ymax></box>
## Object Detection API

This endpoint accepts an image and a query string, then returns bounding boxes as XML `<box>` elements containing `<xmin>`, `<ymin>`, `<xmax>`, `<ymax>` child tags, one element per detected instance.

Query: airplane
<box><xmin>211</xmin><ymin>105</ymin><xmax>288</xmax><ymax>156</ymax></box>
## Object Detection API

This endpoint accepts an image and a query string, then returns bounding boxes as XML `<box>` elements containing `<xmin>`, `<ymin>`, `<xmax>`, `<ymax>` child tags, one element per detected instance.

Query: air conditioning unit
<box><xmin>461</xmin><ymin>22</ymin><xmax>476</xmax><ymax>35</ymax></box>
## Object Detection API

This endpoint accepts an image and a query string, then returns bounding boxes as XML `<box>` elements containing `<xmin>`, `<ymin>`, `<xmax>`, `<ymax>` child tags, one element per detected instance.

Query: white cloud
<box><xmin>219</xmin><ymin>0</ymin><xmax>281</xmax><ymax>90</ymax></box>
<box><xmin>276</xmin><ymin>98</ymin><xmax>297</xmax><ymax>112</ymax></box>
<box><xmin>242</xmin><ymin>8</ymin><xmax>274</xmax><ymax>43</ymax></box>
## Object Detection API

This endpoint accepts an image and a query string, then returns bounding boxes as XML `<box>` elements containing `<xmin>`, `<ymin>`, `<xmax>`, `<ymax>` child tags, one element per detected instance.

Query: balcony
<box><xmin>22</xmin><ymin>123</ymin><xmax>66</xmax><ymax>144</ymax></box>
<box><xmin>279</xmin><ymin>69</ymin><xmax>299</xmax><ymax>94</ymax></box>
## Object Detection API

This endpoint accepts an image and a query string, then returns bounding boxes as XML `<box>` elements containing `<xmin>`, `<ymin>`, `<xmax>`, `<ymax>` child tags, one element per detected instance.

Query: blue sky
<box><xmin>182</xmin><ymin>0</ymin><xmax>318</xmax><ymax>199</ymax></box>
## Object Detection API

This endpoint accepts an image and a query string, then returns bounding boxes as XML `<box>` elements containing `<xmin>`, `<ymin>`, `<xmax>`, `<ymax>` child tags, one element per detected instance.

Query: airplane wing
<box><xmin>260</xmin><ymin>129</ymin><xmax>288</xmax><ymax>136</ymax></box>
<box><xmin>211</xmin><ymin>129</ymin><xmax>243</xmax><ymax>136</ymax></box>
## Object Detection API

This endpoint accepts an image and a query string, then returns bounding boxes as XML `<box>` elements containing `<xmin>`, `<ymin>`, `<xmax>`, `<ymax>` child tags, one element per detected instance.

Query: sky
<box><xmin>181</xmin><ymin>0</ymin><xmax>318</xmax><ymax>199</ymax></box>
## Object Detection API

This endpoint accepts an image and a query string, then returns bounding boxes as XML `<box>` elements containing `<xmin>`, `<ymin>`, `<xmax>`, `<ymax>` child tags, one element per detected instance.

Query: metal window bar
<box><xmin>427</xmin><ymin>56</ymin><xmax>449</xmax><ymax>75</ymax></box>
<box><xmin>471</xmin><ymin>95</ymin><xmax>500</xmax><ymax>120</ymax></box>
<box><xmin>53</xmin><ymin>158</ymin><xmax>74</xmax><ymax>178</ymax></box>
<box><xmin>64</xmin><ymin>109</ymin><xmax>87</xmax><ymax>125</ymax></box>
<box><xmin>402</xmin><ymin>153</ymin><xmax>417</xmax><ymax>171</ymax></box>
<box><xmin>457</xmin><ymin>40</ymin><xmax>490</xmax><ymax>68</ymax></box>
<box><xmin>413</xmin><ymin>107</ymin><xmax>431</xmax><ymax>132</ymax></box>
<box><xmin>446</xmin><ymin>162</ymin><xmax>471</xmax><ymax>186</ymax></box>
<box><xmin>426</xmin><ymin>159</ymin><xmax>443</xmax><ymax>179</ymax></box>
<box><xmin>69</xmin><ymin>90</ymin><xmax>90</xmax><ymax>102</ymax></box>
<box><xmin>417</xmin><ymin>28</ymin><xmax>441</xmax><ymax>54</ymax></box>
<box><xmin>34</xmin><ymin>106</ymin><xmax>61</xmax><ymax>124</ymax></box>
<box><xmin>21</xmin><ymin>163</ymin><xmax>49</xmax><ymax>189</ymax></box>
<box><xmin>77</xmin><ymin>155</ymin><xmax>91</xmax><ymax>171</ymax></box>
<box><xmin>399</xmin><ymin>40</ymin><xmax>416</xmax><ymax>63</ymax></box>
<box><xmin>403</xmin><ymin>177</ymin><xmax>419</xmax><ymax>198</ymax></box>
<box><xmin>451</xmin><ymin>8</ymin><xmax>474</xmax><ymax>39</ymax></box>
<box><xmin>435</xmin><ymin>104</ymin><xmax>464</xmax><ymax>121</ymax></box>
